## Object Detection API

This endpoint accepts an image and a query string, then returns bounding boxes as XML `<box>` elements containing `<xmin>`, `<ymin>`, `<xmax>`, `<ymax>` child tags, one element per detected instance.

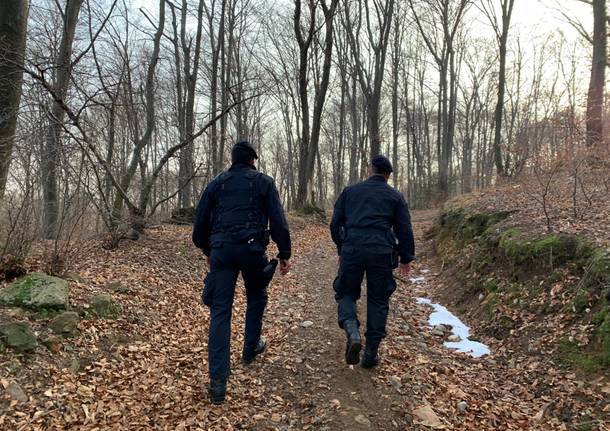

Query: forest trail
<box><xmin>1</xmin><ymin>212</ymin><xmax>608</xmax><ymax>430</ymax></box>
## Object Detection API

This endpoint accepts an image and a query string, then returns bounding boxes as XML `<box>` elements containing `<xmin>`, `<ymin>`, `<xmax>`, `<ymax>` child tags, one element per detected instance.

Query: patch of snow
<box><xmin>409</xmin><ymin>276</ymin><xmax>426</xmax><ymax>284</ymax></box>
<box><xmin>416</xmin><ymin>298</ymin><xmax>490</xmax><ymax>358</ymax></box>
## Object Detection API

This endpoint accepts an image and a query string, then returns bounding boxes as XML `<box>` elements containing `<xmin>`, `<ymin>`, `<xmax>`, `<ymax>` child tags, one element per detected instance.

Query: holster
<box><xmin>388</xmin><ymin>229</ymin><xmax>400</xmax><ymax>269</ymax></box>
<box><xmin>391</xmin><ymin>250</ymin><xmax>399</xmax><ymax>269</ymax></box>
<box><xmin>261</xmin><ymin>258</ymin><xmax>278</xmax><ymax>286</ymax></box>
<box><xmin>262</xmin><ymin>230</ymin><xmax>271</xmax><ymax>247</ymax></box>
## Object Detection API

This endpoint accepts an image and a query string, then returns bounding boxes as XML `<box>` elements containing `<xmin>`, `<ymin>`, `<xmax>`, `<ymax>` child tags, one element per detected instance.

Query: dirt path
<box><xmin>1</xmin><ymin>212</ymin><xmax>608</xmax><ymax>430</ymax></box>
<box><xmin>259</xmin><ymin>222</ymin><xmax>412</xmax><ymax>430</ymax></box>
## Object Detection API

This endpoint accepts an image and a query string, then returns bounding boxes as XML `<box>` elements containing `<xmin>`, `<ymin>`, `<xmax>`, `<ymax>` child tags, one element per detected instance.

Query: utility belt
<box><xmin>210</xmin><ymin>228</ymin><xmax>270</xmax><ymax>248</ymax></box>
<box><xmin>343</xmin><ymin>226</ymin><xmax>400</xmax><ymax>269</ymax></box>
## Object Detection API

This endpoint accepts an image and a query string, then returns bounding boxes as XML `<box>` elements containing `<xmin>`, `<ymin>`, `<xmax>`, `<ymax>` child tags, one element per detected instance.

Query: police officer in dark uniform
<box><xmin>192</xmin><ymin>140</ymin><xmax>291</xmax><ymax>404</ymax></box>
<box><xmin>330</xmin><ymin>155</ymin><xmax>415</xmax><ymax>368</ymax></box>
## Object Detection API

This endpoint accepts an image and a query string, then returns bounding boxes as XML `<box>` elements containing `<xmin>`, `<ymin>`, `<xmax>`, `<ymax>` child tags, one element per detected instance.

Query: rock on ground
<box><xmin>6</xmin><ymin>382</ymin><xmax>28</xmax><ymax>403</ymax></box>
<box><xmin>0</xmin><ymin>321</ymin><xmax>37</xmax><ymax>352</ymax></box>
<box><xmin>88</xmin><ymin>294</ymin><xmax>120</xmax><ymax>318</ymax></box>
<box><xmin>49</xmin><ymin>311</ymin><xmax>80</xmax><ymax>337</ymax></box>
<box><xmin>0</xmin><ymin>273</ymin><xmax>69</xmax><ymax>309</ymax></box>
<box><xmin>354</xmin><ymin>414</ymin><xmax>371</xmax><ymax>426</ymax></box>
<box><xmin>413</xmin><ymin>404</ymin><xmax>443</xmax><ymax>428</ymax></box>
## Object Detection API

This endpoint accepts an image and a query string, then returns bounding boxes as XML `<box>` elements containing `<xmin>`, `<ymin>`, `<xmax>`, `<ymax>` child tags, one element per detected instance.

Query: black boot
<box><xmin>208</xmin><ymin>379</ymin><xmax>227</xmax><ymax>405</ymax></box>
<box><xmin>242</xmin><ymin>337</ymin><xmax>267</xmax><ymax>365</ymax></box>
<box><xmin>343</xmin><ymin>319</ymin><xmax>362</xmax><ymax>365</ymax></box>
<box><xmin>360</xmin><ymin>344</ymin><xmax>380</xmax><ymax>369</ymax></box>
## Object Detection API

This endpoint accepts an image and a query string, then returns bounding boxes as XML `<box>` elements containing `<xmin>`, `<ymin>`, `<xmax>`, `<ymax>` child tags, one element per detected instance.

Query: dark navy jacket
<box><xmin>192</xmin><ymin>163</ymin><xmax>291</xmax><ymax>260</ymax></box>
<box><xmin>330</xmin><ymin>175</ymin><xmax>415</xmax><ymax>264</ymax></box>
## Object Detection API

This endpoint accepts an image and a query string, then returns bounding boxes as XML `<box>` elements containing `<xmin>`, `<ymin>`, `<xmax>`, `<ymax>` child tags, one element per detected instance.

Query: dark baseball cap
<box><xmin>371</xmin><ymin>155</ymin><xmax>393</xmax><ymax>174</ymax></box>
<box><xmin>232</xmin><ymin>140</ymin><xmax>258</xmax><ymax>160</ymax></box>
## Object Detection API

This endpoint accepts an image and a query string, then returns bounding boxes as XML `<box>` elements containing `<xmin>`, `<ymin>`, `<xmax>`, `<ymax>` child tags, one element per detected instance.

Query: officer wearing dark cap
<box><xmin>193</xmin><ymin>140</ymin><xmax>291</xmax><ymax>404</ymax></box>
<box><xmin>330</xmin><ymin>155</ymin><xmax>415</xmax><ymax>368</ymax></box>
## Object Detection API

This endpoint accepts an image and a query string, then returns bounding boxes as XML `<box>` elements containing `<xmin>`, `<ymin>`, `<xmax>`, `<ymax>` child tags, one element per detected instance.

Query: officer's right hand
<box><xmin>279</xmin><ymin>259</ymin><xmax>290</xmax><ymax>275</ymax></box>
<box><xmin>399</xmin><ymin>263</ymin><xmax>410</xmax><ymax>277</ymax></box>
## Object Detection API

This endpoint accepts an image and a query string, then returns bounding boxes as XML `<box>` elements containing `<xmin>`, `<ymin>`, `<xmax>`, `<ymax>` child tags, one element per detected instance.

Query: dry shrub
<box><xmin>519</xmin><ymin>146</ymin><xmax>610</xmax><ymax>234</ymax></box>
<box><xmin>0</xmin><ymin>190</ymin><xmax>38</xmax><ymax>281</ymax></box>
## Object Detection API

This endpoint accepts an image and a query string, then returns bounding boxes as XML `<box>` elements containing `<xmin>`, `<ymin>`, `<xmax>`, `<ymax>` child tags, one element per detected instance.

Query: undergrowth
<box><xmin>436</xmin><ymin>207</ymin><xmax>610</xmax><ymax>373</ymax></box>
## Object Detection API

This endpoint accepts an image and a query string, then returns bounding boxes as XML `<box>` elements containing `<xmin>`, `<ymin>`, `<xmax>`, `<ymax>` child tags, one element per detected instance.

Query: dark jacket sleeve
<box><xmin>265</xmin><ymin>179</ymin><xmax>291</xmax><ymax>260</ymax></box>
<box><xmin>192</xmin><ymin>180</ymin><xmax>216</xmax><ymax>255</ymax></box>
<box><xmin>393</xmin><ymin>194</ymin><xmax>416</xmax><ymax>264</ymax></box>
<box><xmin>330</xmin><ymin>189</ymin><xmax>347</xmax><ymax>255</ymax></box>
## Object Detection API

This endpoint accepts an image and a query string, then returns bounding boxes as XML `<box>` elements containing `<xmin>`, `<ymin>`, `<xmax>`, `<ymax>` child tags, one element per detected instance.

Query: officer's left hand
<box><xmin>279</xmin><ymin>259</ymin><xmax>291</xmax><ymax>275</ymax></box>
<box><xmin>399</xmin><ymin>263</ymin><xmax>410</xmax><ymax>277</ymax></box>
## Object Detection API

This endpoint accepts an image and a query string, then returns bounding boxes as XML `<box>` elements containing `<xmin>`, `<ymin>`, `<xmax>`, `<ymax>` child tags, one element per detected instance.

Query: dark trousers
<box><xmin>202</xmin><ymin>242</ymin><xmax>269</xmax><ymax>381</ymax></box>
<box><xmin>333</xmin><ymin>246</ymin><xmax>396</xmax><ymax>347</ymax></box>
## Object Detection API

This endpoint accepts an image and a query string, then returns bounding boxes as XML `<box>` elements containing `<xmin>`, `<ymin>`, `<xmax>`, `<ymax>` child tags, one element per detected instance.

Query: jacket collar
<box><xmin>367</xmin><ymin>174</ymin><xmax>387</xmax><ymax>183</ymax></box>
<box><xmin>229</xmin><ymin>162</ymin><xmax>256</xmax><ymax>171</ymax></box>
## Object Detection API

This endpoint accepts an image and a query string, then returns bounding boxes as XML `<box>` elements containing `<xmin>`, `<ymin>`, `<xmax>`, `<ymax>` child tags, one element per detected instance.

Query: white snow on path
<box><xmin>408</xmin><ymin>269</ymin><xmax>490</xmax><ymax>358</ymax></box>
<box><xmin>416</xmin><ymin>298</ymin><xmax>491</xmax><ymax>358</ymax></box>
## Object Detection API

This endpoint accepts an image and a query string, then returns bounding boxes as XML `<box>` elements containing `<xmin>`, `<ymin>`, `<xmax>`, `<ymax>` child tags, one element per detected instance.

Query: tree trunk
<box><xmin>0</xmin><ymin>0</ymin><xmax>28</xmax><ymax>200</ymax></box>
<box><xmin>586</xmin><ymin>0</ymin><xmax>606</xmax><ymax>147</ymax></box>
<box><xmin>177</xmin><ymin>0</ymin><xmax>204</xmax><ymax>208</ymax></box>
<box><xmin>42</xmin><ymin>0</ymin><xmax>83</xmax><ymax>239</ymax></box>
<box><xmin>111</xmin><ymin>0</ymin><xmax>165</xmax><ymax>226</ymax></box>
<box><xmin>294</xmin><ymin>0</ymin><xmax>339</xmax><ymax>208</ymax></box>
<box><xmin>491</xmin><ymin>0</ymin><xmax>515</xmax><ymax>177</ymax></box>
<box><xmin>348</xmin><ymin>73</ymin><xmax>360</xmax><ymax>185</ymax></box>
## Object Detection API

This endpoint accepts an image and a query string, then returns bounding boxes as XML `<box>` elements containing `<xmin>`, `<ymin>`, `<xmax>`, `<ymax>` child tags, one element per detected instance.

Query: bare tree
<box><xmin>41</xmin><ymin>0</ymin><xmax>83</xmax><ymax>239</ymax></box>
<box><xmin>0</xmin><ymin>0</ymin><xmax>29</xmax><ymax>200</ymax></box>
<box><xmin>343</xmin><ymin>0</ymin><xmax>395</xmax><ymax>158</ymax></box>
<box><xmin>294</xmin><ymin>0</ymin><xmax>340</xmax><ymax>207</ymax></box>
<box><xmin>586</xmin><ymin>0</ymin><xmax>606</xmax><ymax>147</ymax></box>
<box><xmin>169</xmin><ymin>0</ymin><xmax>205</xmax><ymax>208</ymax></box>
<box><xmin>408</xmin><ymin>0</ymin><xmax>471</xmax><ymax>196</ymax></box>
<box><xmin>480</xmin><ymin>0</ymin><xmax>515</xmax><ymax>177</ymax></box>
<box><xmin>110</xmin><ymin>0</ymin><xmax>165</xmax><ymax>229</ymax></box>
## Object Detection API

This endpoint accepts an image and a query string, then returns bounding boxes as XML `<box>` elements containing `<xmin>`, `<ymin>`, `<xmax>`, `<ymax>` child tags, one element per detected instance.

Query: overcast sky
<box><xmin>496</xmin><ymin>0</ymin><xmax>591</xmax><ymax>43</ymax></box>
<box><xmin>132</xmin><ymin>0</ymin><xmax>594</xmax><ymax>45</ymax></box>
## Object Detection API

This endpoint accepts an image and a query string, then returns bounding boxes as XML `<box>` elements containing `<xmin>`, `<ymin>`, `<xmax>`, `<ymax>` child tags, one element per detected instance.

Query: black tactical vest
<box><xmin>211</xmin><ymin>169</ymin><xmax>266</xmax><ymax>240</ymax></box>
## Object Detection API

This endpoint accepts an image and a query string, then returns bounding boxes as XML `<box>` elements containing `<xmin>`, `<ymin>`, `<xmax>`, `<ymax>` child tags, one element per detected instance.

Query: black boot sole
<box><xmin>345</xmin><ymin>338</ymin><xmax>362</xmax><ymax>365</ymax></box>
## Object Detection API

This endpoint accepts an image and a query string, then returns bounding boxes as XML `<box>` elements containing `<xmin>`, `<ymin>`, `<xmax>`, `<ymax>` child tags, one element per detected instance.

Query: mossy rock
<box><xmin>88</xmin><ymin>294</ymin><xmax>121</xmax><ymax>319</ymax></box>
<box><xmin>498</xmin><ymin>230</ymin><xmax>579</xmax><ymax>267</ymax></box>
<box><xmin>49</xmin><ymin>311</ymin><xmax>80</xmax><ymax>337</ymax></box>
<box><xmin>0</xmin><ymin>273</ymin><xmax>69</xmax><ymax>310</ymax></box>
<box><xmin>0</xmin><ymin>322</ymin><xmax>37</xmax><ymax>352</ymax></box>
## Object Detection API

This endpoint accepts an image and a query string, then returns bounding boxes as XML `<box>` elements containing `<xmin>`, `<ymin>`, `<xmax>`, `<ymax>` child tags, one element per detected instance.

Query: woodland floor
<box><xmin>1</xmin><ymin>211</ymin><xmax>609</xmax><ymax>430</ymax></box>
